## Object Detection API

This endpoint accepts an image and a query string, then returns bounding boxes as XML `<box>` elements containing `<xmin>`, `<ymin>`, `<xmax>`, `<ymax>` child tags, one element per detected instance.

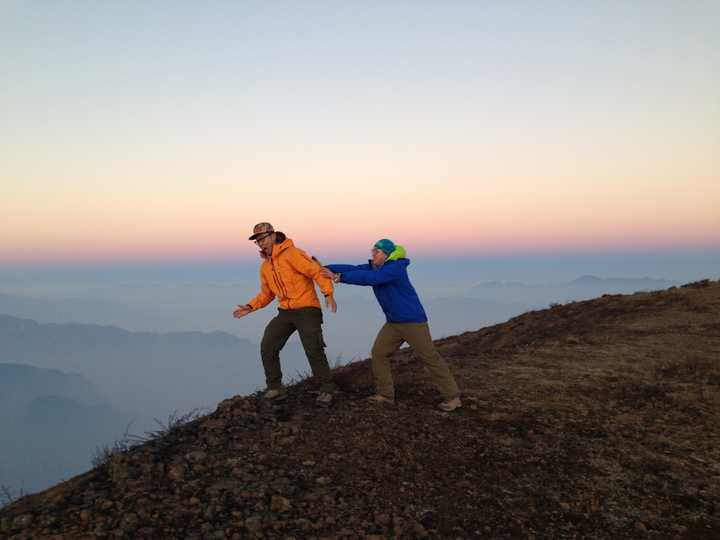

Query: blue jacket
<box><xmin>326</xmin><ymin>259</ymin><xmax>428</xmax><ymax>323</ymax></box>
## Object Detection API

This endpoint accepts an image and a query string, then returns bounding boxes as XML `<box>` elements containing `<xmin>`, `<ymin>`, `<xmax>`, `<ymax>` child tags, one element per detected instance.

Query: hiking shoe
<box><xmin>316</xmin><ymin>392</ymin><xmax>334</xmax><ymax>405</ymax></box>
<box><xmin>263</xmin><ymin>388</ymin><xmax>287</xmax><ymax>400</ymax></box>
<box><xmin>438</xmin><ymin>397</ymin><xmax>462</xmax><ymax>412</ymax></box>
<box><xmin>367</xmin><ymin>394</ymin><xmax>395</xmax><ymax>405</ymax></box>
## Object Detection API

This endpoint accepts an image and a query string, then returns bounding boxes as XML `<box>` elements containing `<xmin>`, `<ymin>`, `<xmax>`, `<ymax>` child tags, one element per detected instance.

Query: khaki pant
<box><xmin>260</xmin><ymin>307</ymin><xmax>335</xmax><ymax>392</ymax></box>
<box><xmin>370</xmin><ymin>322</ymin><xmax>460</xmax><ymax>400</ymax></box>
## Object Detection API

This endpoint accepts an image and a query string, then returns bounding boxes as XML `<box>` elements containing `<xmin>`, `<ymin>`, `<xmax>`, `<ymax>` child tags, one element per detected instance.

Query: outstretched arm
<box><xmin>239</xmin><ymin>271</ymin><xmax>275</xmax><ymax>315</ymax></box>
<box><xmin>338</xmin><ymin>263</ymin><xmax>401</xmax><ymax>286</ymax></box>
<box><xmin>325</xmin><ymin>263</ymin><xmax>371</xmax><ymax>273</ymax></box>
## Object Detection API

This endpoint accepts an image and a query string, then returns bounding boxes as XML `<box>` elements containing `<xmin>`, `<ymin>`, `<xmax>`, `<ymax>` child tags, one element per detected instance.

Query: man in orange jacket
<box><xmin>233</xmin><ymin>222</ymin><xmax>337</xmax><ymax>404</ymax></box>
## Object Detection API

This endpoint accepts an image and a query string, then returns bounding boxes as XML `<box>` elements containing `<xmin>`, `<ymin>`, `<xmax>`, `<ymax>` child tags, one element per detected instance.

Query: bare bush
<box><xmin>91</xmin><ymin>421</ymin><xmax>136</xmax><ymax>468</ymax></box>
<box><xmin>140</xmin><ymin>409</ymin><xmax>205</xmax><ymax>442</ymax></box>
<box><xmin>92</xmin><ymin>410</ymin><xmax>205</xmax><ymax>467</ymax></box>
<box><xmin>1</xmin><ymin>484</ymin><xmax>26</xmax><ymax>509</ymax></box>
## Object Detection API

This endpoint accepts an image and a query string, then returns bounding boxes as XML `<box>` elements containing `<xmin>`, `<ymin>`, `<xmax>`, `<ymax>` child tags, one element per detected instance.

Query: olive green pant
<box><xmin>260</xmin><ymin>307</ymin><xmax>335</xmax><ymax>392</ymax></box>
<box><xmin>371</xmin><ymin>322</ymin><xmax>460</xmax><ymax>400</ymax></box>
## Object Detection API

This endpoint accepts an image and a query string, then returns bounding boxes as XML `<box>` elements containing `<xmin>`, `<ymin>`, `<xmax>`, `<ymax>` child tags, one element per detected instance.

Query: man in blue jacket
<box><xmin>323</xmin><ymin>239</ymin><xmax>461</xmax><ymax>412</ymax></box>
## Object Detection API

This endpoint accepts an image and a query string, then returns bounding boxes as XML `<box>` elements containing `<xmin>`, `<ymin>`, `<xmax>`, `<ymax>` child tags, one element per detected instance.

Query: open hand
<box><xmin>325</xmin><ymin>294</ymin><xmax>337</xmax><ymax>313</ymax></box>
<box><xmin>321</xmin><ymin>268</ymin><xmax>336</xmax><ymax>281</ymax></box>
<box><xmin>233</xmin><ymin>305</ymin><xmax>253</xmax><ymax>319</ymax></box>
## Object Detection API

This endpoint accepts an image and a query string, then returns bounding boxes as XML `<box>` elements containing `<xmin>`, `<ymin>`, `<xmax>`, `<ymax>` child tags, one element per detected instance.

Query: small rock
<box><xmin>12</xmin><ymin>514</ymin><xmax>33</xmax><ymax>528</ymax></box>
<box><xmin>245</xmin><ymin>516</ymin><xmax>263</xmax><ymax>532</ymax></box>
<box><xmin>168</xmin><ymin>463</ymin><xmax>186</xmax><ymax>481</ymax></box>
<box><xmin>216</xmin><ymin>397</ymin><xmax>238</xmax><ymax>410</ymax></box>
<box><xmin>109</xmin><ymin>457</ymin><xmax>132</xmax><ymax>484</ymax></box>
<box><xmin>277</xmin><ymin>436</ymin><xmax>296</xmax><ymax>446</ymax></box>
<box><xmin>270</xmin><ymin>495</ymin><xmax>291</xmax><ymax>513</ymax></box>
<box><xmin>79</xmin><ymin>509</ymin><xmax>91</xmax><ymax>522</ymax></box>
<box><xmin>120</xmin><ymin>512</ymin><xmax>140</xmax><ymax>532</ymax></box>
<box><xmin>203</xmin><ymin>419</ymin><xmax>227</xmax><ymax>430</ymax></box>
<box><xmin>412</xmin><ymin>521</ymin><xmax>428</xmax><ymax>537</ymax></box>
<box><xmin>374</xmin><ymin>513</ymin><xmax>391</xmax><ymax>525</ymax></box>
<box><xmin>315</xmin><ymin>476</ymin><xmax>331</xmax><ymax>485</ymax></box>
<box><xmin>206</xmin><ymin>435</ymin><xmax>223</xmax><ymax>447</ymax></box>
<box><xmin>634</xmin><ymin>521</ymin><xmax>647</xmax><ymax>532</ymax></box>
<box><xmin>185</xmin><ymin>451</ymin><xmax>207</xmax><ymax>463</ymax></box>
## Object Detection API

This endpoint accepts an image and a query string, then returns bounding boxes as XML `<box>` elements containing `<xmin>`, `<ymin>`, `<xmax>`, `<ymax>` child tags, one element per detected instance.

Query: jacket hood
<box><xmin>268</xmin><ymin>236</ymin><xmax>293</xmax><ymax>260</ymax></box>
<box><xmin>379</xmin><ymin>258</ymin><xmax>410</xmax><ymax>269</ymax></box>
<box><xmin>273</xmin><ymin>235</ymin><xmax>295</xmax><ymax>258</ymax></box>
<box><xmin>387</xmin><ymin>245</ymin><xmax>407</xmax><ymax>261</ymax></box>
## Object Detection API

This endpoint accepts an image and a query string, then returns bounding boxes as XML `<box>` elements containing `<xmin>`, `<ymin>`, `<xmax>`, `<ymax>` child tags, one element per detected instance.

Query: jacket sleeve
<box><xmin>340</xmin><ymin>263</ymin><xmax>401</xmax><ymax>286</ymax></box>
<box><xmin>247</xmin><ymin>269</ymin><xmax>275</xmax><ymax>310</ymax></box>
<box><xmin>287</xmin><ymin>248</ymin><xmax>335</xmax><ymax>297</ymax></box>
<box><xmin>326</xmin><ymin>263</ymin><xmax>371</xmax><ymax>273</ymax></box>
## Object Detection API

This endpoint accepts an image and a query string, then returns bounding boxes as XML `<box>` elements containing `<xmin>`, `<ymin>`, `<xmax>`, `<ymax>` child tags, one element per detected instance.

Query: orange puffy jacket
<box><xmin>247</xmin><ymin>237</ymin><xmax>333</xmax><ymax>311</ymax></box>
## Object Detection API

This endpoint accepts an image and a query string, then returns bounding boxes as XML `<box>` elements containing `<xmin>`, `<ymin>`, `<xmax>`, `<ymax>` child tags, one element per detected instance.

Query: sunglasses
<box><xmin>253</xmin><ymin>232</ymin><xmax>274</xmax><ymax>244</ymax></box>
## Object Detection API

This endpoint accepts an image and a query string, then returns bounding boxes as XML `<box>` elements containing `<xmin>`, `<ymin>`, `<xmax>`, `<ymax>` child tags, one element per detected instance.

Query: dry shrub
<box><xmin>680</xmin><ymin>279</ymin><xmax>711</xmax><ymax>289</ymax></box>
<box><xmin>332</xmin><ymin>360</ymin><xmax>373</xmax><ymax>392</ymax></box>
<box><xmin>655</xmin><ymin>353</ymin><xmax>720</xmax><ymax>384</ymax></box>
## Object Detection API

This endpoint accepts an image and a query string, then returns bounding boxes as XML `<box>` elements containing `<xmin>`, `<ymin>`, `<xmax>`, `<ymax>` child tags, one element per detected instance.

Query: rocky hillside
<box><xmin>1</xmin><ymin>280</ymin><xmax>718</xmax><ymax>539</ymax></box>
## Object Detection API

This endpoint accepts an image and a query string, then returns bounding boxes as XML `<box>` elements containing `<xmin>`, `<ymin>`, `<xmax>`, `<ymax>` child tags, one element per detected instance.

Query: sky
<box><xmin>1</xmin><ymin>3</ymin><xmax>719</xmax><ymax>496</ymax></box>
<box><xmin>2</xmin><ymin>1</ymin><xmax>719</xmax><ymax>266</ymax></box>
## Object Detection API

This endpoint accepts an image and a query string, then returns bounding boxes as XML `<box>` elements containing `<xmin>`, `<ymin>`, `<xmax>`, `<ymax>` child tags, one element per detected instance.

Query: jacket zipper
<box><xmin>271</xmin><ymin>260</ymin><xmax>291</xmax><ymax>309</ymax></box>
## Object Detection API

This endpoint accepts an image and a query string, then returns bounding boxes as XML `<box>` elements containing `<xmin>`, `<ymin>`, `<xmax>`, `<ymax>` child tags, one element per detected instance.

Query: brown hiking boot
<box><xmin>367</xmin><ymin>394</ymin><xmax>395</xmax><ymax>405</ymax></box>
<box><xmin>438</xmin><ymin>397</ymin><xmax>462</xmax><ymax>412</ymax></box>
<box><xmin>316</xmin><ymin>392</ymin><xmax>334</xmax><ymax>405</ymax></box>
<box><xmin>263</xmin><ymin>388</ymin><xmax>287</xmax><ymax>400</ymax></box>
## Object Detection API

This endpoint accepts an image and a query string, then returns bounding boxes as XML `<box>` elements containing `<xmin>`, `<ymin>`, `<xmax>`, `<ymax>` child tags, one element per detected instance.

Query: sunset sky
<box><xmin>2</xmin><ymin>2</ymin><xmax>718</xmax><ymax>265</ymax></box>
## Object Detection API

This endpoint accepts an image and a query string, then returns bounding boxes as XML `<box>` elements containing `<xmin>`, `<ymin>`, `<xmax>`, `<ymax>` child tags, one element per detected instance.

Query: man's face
<box><xmin>254</xmin><ymin>231</ymin><xmax>276</xmax><ymax>256</ymax></box>
<box><xmin>371</xmin><ymin>247</ymin><xmax>387</xmax><ymax>267</ymax></box>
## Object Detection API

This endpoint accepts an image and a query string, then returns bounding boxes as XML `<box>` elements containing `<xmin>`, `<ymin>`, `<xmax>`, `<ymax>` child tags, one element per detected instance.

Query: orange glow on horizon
<box><xmin>2</xmin><ymin>226</ymin><xmax>718</xmax><ymax>266</ymax></box>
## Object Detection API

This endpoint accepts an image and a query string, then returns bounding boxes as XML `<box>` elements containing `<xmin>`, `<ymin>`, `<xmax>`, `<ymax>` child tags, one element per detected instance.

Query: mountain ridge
<box><xmin>0</xmin><ymin>314</ymin><xmax>252</xmax><ymax>347</ymax></box>
<box><xmin>0</xmin><ymin>314</ymin><xmax>293</xmax><ymax>422</ymax></box>
<box><xmin>1</xmin><ymin>280</ymin><xmax>718</xmax><ymax>538</ymax></box>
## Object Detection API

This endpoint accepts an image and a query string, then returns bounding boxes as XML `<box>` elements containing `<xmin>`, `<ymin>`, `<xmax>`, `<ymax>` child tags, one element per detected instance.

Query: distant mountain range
<box><xmin>0</xmin><ymin>362</ymin><xmax>100</xmax><ymax>417</ymax></box>
<box><xmin>0</xmin><ymin>292</ymin><xmax>142</xmax><ymax>328</ymax></box>
<box><xmin>0</xmin><ymin>314</ymin><xmax>306</xmax><ymax>421</ymax></box>
<box><xmin>474</xmin><ymin>275</ymin><xmax>675</xmax><ymax>288</ymax></box>
<box><xmin>1</xmin><ymin>275</ymin><xmax>679</xmax><ymax>367</ymax></box>
<box><xmin>0</xmin><ymin>363</ymin><xmax>131</xmax><ymax>494</ymax></box>
<box><xmin>0</xmin><ymin>315</ymin><xmax>305</xmax><ymax>495</ymax></box>
<box><xmin>466</xmin><ymin>275</ymin><xmax>677</xmax><ymax>305</ymax></box>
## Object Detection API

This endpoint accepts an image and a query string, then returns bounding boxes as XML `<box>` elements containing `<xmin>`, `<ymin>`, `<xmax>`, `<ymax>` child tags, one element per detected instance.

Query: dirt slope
<box><xmin>2</xmin><ymin>280</ymin><xmax>719</xmax><ymax>539</ymax></box>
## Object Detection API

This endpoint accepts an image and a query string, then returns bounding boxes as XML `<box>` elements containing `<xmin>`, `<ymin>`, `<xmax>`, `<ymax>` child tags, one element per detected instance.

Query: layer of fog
<box><xmin>1</xmin><ymin>252</ymin><xmax>717</xmax><ymax>497</ymax></box>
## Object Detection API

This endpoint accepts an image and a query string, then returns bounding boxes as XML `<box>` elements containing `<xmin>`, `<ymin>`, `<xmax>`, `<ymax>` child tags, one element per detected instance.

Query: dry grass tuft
<box><xmin>656</xmin><ymin>353</ymin><xmax>720</xmax><ymax>385</ymax></box>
